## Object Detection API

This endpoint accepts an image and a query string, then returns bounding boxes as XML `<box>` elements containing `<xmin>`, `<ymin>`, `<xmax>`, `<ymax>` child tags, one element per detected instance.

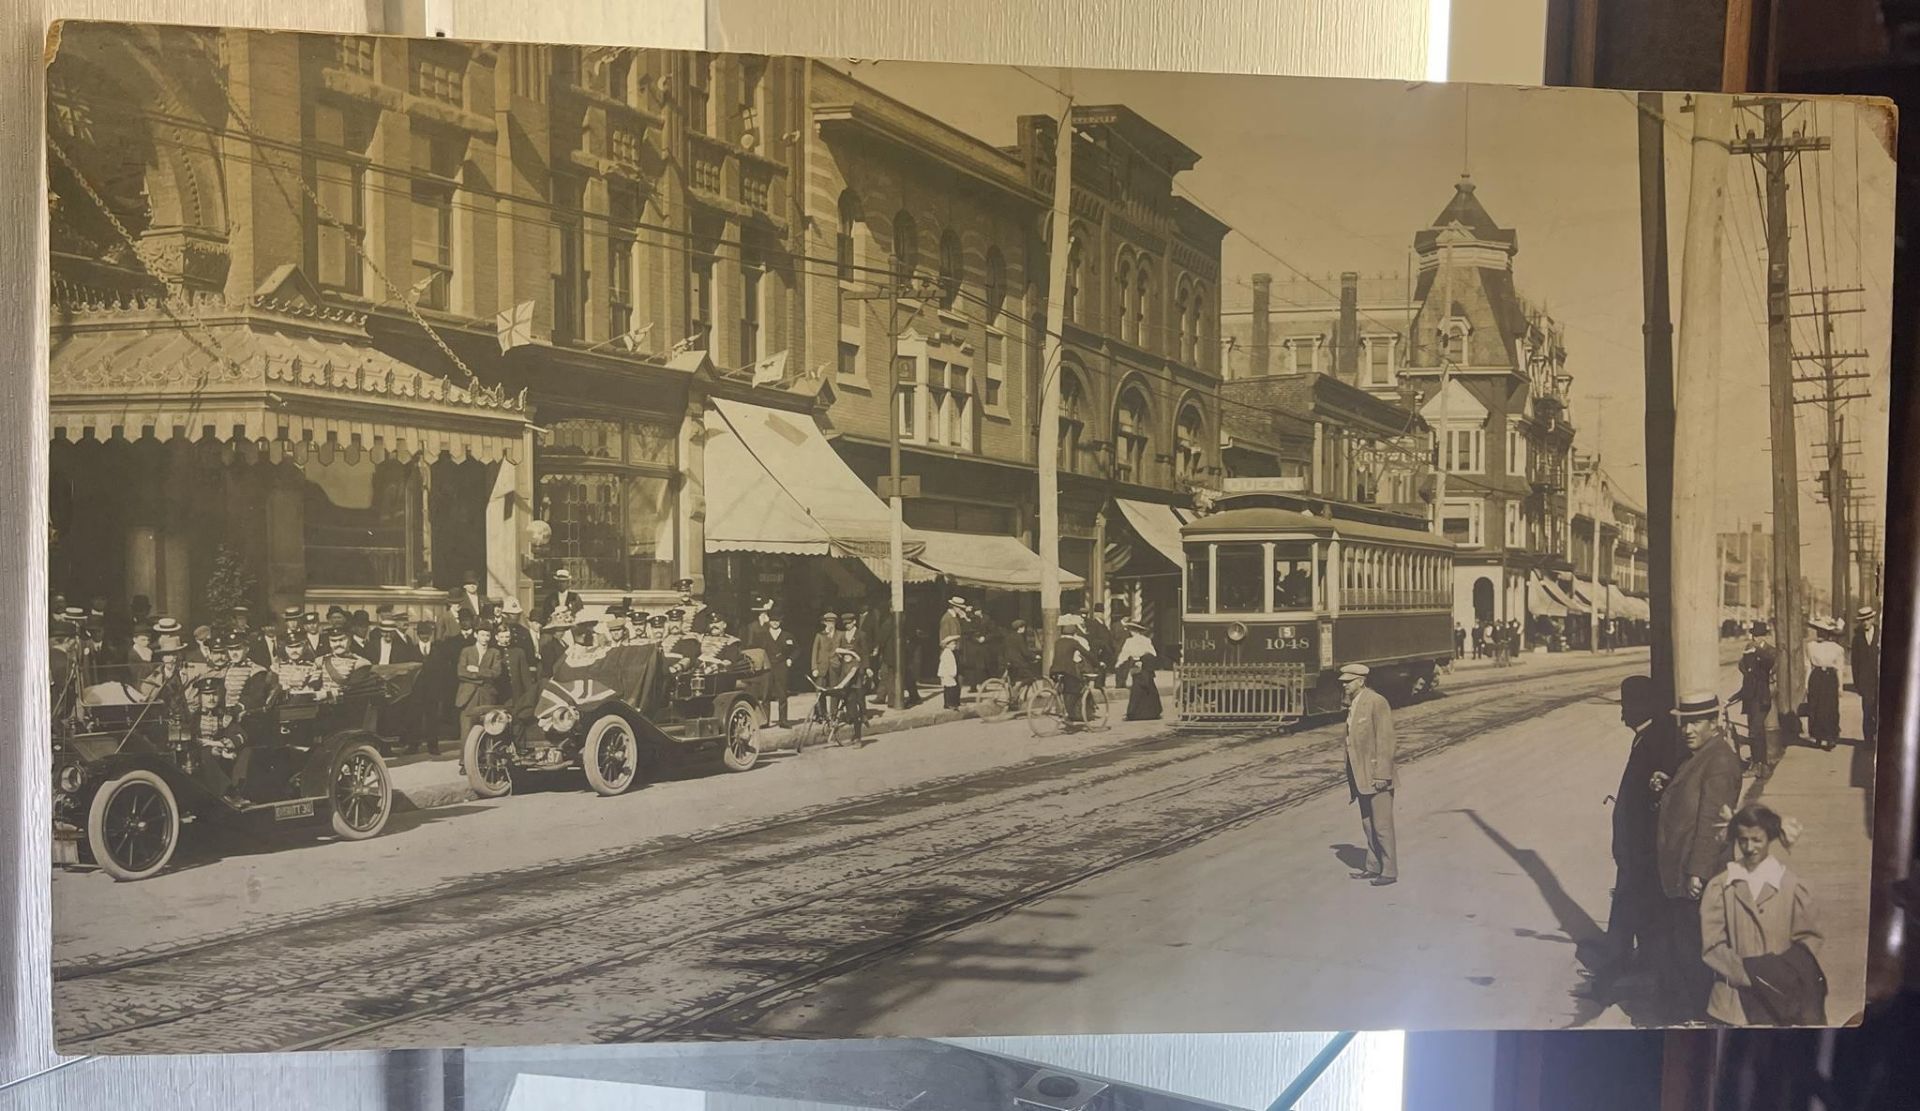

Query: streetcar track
<box><xmin>59</xmin><ymin>660</ymin><xmax>1640</xmax><ymax>1052</ymax></box>
<box><xmin>327</xmin><ymin>675</ymin><xmax>1616</xmax><ymax>1049</ymax></box>
<box><xmin>54</xmin><ymin>648</ymin><xmax>1639</xmax><ymax>981</ymax></box>
<box><xmin>58</xmin><ymin>719</ymin><xmax>1310</xmax><ymax>1046</ymax></box>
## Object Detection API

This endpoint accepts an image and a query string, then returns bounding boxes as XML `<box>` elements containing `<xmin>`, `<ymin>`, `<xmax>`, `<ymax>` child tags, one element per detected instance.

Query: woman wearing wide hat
<box><xmin>1115</xmin><ymin>620</ymin><xmax>1162</xmax><ymax>721</ymax></box>
<box><xmin>1802</xmin><ymin>616</ymin><xmax>1846</xmax><ymax>750</ymax></box>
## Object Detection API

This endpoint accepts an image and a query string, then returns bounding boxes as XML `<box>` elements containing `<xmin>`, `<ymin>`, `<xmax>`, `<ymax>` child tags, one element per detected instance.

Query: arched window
<box><xmin>984</xmin><ymin>246</ymin><xmax>1007</xmax><ymax>326</ymax></box>
<box><xmin>1444</xmin><ymin>318</ymin><xmax>1469</xmax><ymax>366</ymax></box>
<box><xmin>938</xmin><ymin>229</ymin><xmax>962</xmax><ymax>308</ymax></box>
<box><xmin>1114</xmin><ymin>385</ymin><xmax>1150</xmax><ymax>481</ymax></box>
<box><xmin>1058</xmin><ymin>366</ymin><xmax>1086</xmax><ymax>473</ymax></box>
<box><xmin>836</xmin><ymin>190</ymin><xmax>861</xmax><ymax>280</ymax></box>
<box><xmin>1175</xmin><ymin>403</ymin><xmax>1206</xmax><ymax>482</ymax></box>
<box><xmin>1174</xmin><ymin>281</ymin><xmax>1192</xmax><ymax>365</ymax></box>
<box><xmin>1066</xmin><ymin>237</ymin><xmax>1085</xmax><ymax>325</ymax></box>
<box><xmin>1189</xmin><ymin>283</ymin><xmax>1209</xmax><ymax>367</ymax></box>
<box><xmin>1134</xmin><ymin>264</ymin><xmax>1152</xmax><ymax>351</ymax></box>
<box><xmin>891</xmin><ymin>210</ymin><xmax>918</xmax><ymax>284</ymax></box>
<box><xmin>1114</xmin><ymin>252</ymin><xmax>1135</xmax><ymax>344</ymax></box>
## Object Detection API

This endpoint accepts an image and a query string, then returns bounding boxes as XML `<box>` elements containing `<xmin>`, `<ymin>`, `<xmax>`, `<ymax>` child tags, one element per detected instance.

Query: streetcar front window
<box><xmin>1272</xmin><ymin>541</ymin><xmax>1313</xmax><ymax>612</ymax></box>
<box><xmin>1215</xmin><ymin>542</ymin><xmax>1266</xmax><ymax>613</ymax></box>
<box><xmin>1185</xmin><ymin>545</ymin><xmax>1211</xmax><ymax>614</ymax></box>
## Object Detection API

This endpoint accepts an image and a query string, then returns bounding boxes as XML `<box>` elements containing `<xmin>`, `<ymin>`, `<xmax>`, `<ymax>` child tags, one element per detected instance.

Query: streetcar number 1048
<box><xmin>1264</xmin><ymin>626</ymin><xmax>1308</xmax><ymax>652</ymax></box>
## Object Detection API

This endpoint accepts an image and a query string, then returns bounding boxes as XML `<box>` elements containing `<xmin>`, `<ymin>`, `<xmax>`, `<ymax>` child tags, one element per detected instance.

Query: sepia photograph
<box><xmin>43</xmin><ymin>21</ymin><xmax>1894</xmax><ymax>1051</ymax></box>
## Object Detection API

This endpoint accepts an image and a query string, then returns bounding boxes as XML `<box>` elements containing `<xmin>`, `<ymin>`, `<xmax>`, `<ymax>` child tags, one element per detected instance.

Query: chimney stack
<box><xmin>1250</xmin><ymin>273</ymin><xmax>1271</xmax><ymax>378</ymax></box>
<box><xmin>1335</xmin><ymin>271</ymin><xmax>1361</xmax><ymax>385</ymax></box>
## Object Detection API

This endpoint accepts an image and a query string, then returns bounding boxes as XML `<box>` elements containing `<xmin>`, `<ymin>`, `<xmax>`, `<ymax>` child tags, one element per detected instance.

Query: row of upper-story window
<box><xmin>1063</xmin><ymin>234</ymin><xmax>1216</xmax><ymax>371</ymax></box>
<box><xmin>1057</xmin><ymin>369</ymin><xmax>1212</xmax><ymax>485</ymax></box>
<box><xmin>1441</xmin><ymin>498</ymin><xmax>1569</xmax><ymax>554</ymax></box>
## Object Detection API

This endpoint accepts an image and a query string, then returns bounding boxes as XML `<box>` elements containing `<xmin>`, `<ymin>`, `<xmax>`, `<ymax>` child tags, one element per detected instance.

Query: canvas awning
<box><xmin>703</xmin><ymin>398</ymin><xmax>922</xmax><ymax>560</ymax></box>
<box><xmin>1115</xmin><ymin>498</ymin><xmax>1191</xmax><ymax>568</ymax></box>
<box><xmin>49</xmin><ymin>312</ymin><xmax>530</xmax><ymax>463</ymax></box>
<box><xmin>1527</xmin><ymin>573</ymin><xmax>1567</xmax><ymax>617</ymax></box>
<box><xmin>909</xmin><ymin>529</ymin><xmax>1084</xmax><ymax>591</ymax></box>
<box><xmin>1544</xmin><ymin>576</ymin><xmax>1588</xmax><ymax>615</ymax></box>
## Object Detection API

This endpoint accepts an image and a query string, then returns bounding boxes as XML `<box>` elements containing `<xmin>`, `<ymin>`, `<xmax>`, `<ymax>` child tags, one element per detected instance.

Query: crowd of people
<box><xmin>1451</xmin><ymin>615</ymin><xmax>1653</xmax><ymax>662</ymax></box>
<box><xmin>52</xmin><ymin>571</ymin><xmax>1175</xmax><ymax>773</ymax></box>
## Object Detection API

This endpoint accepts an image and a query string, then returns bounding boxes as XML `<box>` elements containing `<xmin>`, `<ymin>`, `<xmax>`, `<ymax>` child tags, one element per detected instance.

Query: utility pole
<box><xmin>1638</xmin><ymin>92</ymin><xmax>1677</xmax><ymax>706</ymax></box>
<box><xmin>1790</xmin><ymin>285</ymin><xmax>1871</xmax><ymax>622</ymax></box>
<box><xmin>1037</xmin><ymin>76</ymin><xmax>1074</xmax><ymax>676</ymax></box>
<box><xmin>1583</xmin><ymin>394</ymin><xmax>1611</xmax><ymax>653</ymax></box>
<box><xmin>1730</xmin><ymin>97</ymin><xmax>1827</xmax><ymax>710</ymax></box>
<box><xmin>1671</xmin><ymin>94</ymin><xmax>1732</xmax><ymax>699</ymax></box>
<box><xmin>846</xmin><ymin>278</ymin><xmax>933</xmax><ymax>709</ymax></box>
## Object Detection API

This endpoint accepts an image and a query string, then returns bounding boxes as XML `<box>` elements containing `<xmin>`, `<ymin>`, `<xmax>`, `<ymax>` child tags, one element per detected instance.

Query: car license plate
<box><xmin>273</xmin><ymin>800</ymin><xmax>315</xmax><ymax>821</ymax></box>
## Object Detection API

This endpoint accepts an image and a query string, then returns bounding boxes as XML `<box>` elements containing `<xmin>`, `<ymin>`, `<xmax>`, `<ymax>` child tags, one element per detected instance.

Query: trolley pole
<box><xmin>1038</xmin><ymin>76</ymin><xmax>1074</xmax><ymax>677</ymax></box>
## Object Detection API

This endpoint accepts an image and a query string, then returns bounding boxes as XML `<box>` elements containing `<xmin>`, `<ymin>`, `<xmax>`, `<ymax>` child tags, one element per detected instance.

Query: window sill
<box><xmin>835</xmin><ymin>376</ymin><xmax>872</xmax><ymax>394</ymax></box>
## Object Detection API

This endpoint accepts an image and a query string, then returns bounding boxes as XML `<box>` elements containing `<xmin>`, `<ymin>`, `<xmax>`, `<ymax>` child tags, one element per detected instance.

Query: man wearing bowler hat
<box><xmin>1852</xmin><ymin>604</ymin><xmax>1881</xmax><ymax>745</ymax></box>
<box><xmin>1652</xmin><ymin>689</ymin><xmax>1743</xmax><ymax>1021</ymax></box>
<box><xmin>1341</xmin><ymin>663</ymin><xmax>1398</xmax><ymax>886</ymax></box>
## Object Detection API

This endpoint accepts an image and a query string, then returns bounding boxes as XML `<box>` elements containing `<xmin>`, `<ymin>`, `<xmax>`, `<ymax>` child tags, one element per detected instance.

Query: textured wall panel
<box><xmin>708</xmin><ymin>0</ymin><xmax>1431</xmax><ymax>80</ymax></box>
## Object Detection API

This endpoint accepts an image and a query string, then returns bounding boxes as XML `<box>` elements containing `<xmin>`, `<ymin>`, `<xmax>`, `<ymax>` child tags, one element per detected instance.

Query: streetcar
<box><xmin>1177</xmin><ymin>490</ymin><xmax>1455</xmax><ymax>724</ymax></box>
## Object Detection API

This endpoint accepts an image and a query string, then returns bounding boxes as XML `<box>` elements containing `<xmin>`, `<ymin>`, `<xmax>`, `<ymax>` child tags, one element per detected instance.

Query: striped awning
<box><xmin>49</xmin><ymin>311</ymin><xmax>530</xmax><ymax>463</ymax></box>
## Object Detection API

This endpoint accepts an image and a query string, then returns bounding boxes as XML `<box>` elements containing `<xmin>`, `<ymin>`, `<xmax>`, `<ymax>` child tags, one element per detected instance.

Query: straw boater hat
<box><xmin>1858</xmin><ymin>605</ymin><xmax>1877</xmax><ymax>622</ymax></box>
<box><xmin>1671</xmin><ymin>690</ymin><xmax>1722</xmax><ymax>720</ymax></box>
<box><xmin>552</xmin><ymin>567</ymin><xmax>573</xmax><ymax>582</ymax></box>
<box><xmin>1125</xmin><ymin>620</ymin><xmax>1150</xmax><ymax>635</ymax></box>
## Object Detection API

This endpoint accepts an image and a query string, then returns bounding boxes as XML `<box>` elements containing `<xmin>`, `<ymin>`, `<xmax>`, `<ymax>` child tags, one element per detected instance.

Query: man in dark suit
<box><xmin>1653</xmin><ymin>690</ymin><xmax>1743</xmax><ymax>1022</ymax></box>
<box><xmin>1586</xmin><ymin>675</ymin><xmax>1681</xmax><ymax>999</ymax></box>
<box><xmin>453</xmin><ymin>571</ymin><xmax>487</xmax><ymax>626</ymax></box>
<box><xmin>1729</xmin><ymin>622</ymin><xmax>1777</xmax><ymax>772</ymax></box>
<box><xmin>1082</xmin><ymin>599</ymin><xmax>1113</xmax><ymax>690</ymax></box>
<box><xmin>454</xmin><ymin>624</ymin><xmax>506</xmax><ymax>744</ymax></box>
<box><xmin>748</xmin><ymin>608</ymin><xmax>796</xmax><ymax>725</ymax></box>
<box><xmin>1340</xmin><ymin>663</ymin><xmax>1398</xmax><ymax>886</ymax></box>
<box><xmin>809</xmin><ymin>611</ymin><xmax>839</xmax><ymax>691</ymax></box>
<box><xmin>542</xmin><ymin>568</ymin><xmax>583</xmax><ymax>624</ymax></box>
<box><xmin>364</xmin><ymin>610</ymin><xmax>423</xmax><ymax>666</ymax></box>
<box><xmin>1853</xmin><ymin>605</ymin><xmax>1881</xmax><ymax>745</ymax></box>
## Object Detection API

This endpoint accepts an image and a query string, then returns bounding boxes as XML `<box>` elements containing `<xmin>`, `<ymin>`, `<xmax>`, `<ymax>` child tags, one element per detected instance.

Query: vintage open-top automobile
<box><xmin>52</xmin><ymin>662</ymin><xmax>407</xmax><ymax>881</ymax></box>
<box><xmin>462</xmin><ymin>642</ymin><xmax>765</xmax><ymax>799</ymax></box>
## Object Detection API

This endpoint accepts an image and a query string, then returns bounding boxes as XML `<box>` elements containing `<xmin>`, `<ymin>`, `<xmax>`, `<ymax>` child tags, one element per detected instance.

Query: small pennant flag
<box><xmin>495</xmin><ymin>300</ymin><xmax>536</xmax><ymax>354</ymax></box>
<box><xmin>618</xmin><ymin>322</ymin><xmax>655</xmax><ymax>353</ymax></box>
<box><xmin>750</xmin><ymin>349</ymin><xmax>789</xmax><ymax>387</ymax></box>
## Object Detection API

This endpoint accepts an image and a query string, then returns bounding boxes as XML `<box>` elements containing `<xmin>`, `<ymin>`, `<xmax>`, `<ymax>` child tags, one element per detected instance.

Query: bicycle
<box><xmin>975</xmin><ymin>669</ymin><xmax>1048</xmax><ymax>722</ymax></box>
<box><xmin>1027</xmin><ymin>673</ymin><xmax>1108</xmax><ymax>738</ymax></box>
<box><xmin>793</xmin><ymin>677</ymin><xmax>864</xmax><ymax>751</ymax></box>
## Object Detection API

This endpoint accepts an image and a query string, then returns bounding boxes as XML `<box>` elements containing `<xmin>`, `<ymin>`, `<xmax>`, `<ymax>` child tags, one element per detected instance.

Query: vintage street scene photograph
<box><xmin>44</xmin><ymin>22</ymin><xmax>1893</xmax><ymax>1051</ymax></box>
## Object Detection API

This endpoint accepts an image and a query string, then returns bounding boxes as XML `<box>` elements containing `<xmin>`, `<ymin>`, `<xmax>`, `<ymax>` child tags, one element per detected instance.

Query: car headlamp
<box><xmin>483</xmin><ymin>709</ymin><xmax>513</xmax><ymax>735</ymax></box>
<box><xmin>542</xmin><ymin>706</ymin><xmax>579</xmax><ymax>734</ymax></box>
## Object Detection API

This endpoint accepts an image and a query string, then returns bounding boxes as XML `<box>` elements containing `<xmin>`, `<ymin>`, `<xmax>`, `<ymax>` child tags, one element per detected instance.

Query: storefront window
<box><xmin>303</xmin><ymin>459</ymin><xmax>423</xmax><ymax>587</ymax></box>
<box><xmin>537</xmin><ymin>415</ymin><xmax>676</xmax><ymax>590</ymax></box>
<box><xmin>1215</xmin><ymin>542</ymin><xmax>1265</xmax><ymax>614</ymax></box>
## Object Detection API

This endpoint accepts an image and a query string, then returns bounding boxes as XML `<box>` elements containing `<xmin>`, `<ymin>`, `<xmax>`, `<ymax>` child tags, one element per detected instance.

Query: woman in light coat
<box><xmin>1700</xmin><ymin>804</ymin><xmax>1823</xmax><ymax>1025</ymax></box>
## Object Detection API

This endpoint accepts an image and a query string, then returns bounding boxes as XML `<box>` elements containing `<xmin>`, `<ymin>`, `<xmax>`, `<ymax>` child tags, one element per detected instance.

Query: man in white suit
<box><xmin>1341</xmin><ymin>663</ymin><xmax>1399</xmax><ymax>886</ymax></box>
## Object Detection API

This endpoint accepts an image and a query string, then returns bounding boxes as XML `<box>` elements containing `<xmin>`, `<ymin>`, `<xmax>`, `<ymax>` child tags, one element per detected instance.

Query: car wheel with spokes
<box><xmin>463</xmin><ymin>721</ymin><xmax>516</xmax><ymax>799</ymax></box>
<box><xmin>721</xmin><ymin>701</ymin><xmax>761</xmax><ymax>772</ymax></box>
<box><xmin>329</xmin><ymin>741</ymin><xmax>393</xmax><ymax>840</ymax></box>
<box><xmin>583</xmin><ymin>716</ymin><xmax>640</xmax><ymax>796</ymax></box>
<box><xmin>87</xmin><ymin>770</ymin><xmax>179</xmax><ymax>882</ymax></box>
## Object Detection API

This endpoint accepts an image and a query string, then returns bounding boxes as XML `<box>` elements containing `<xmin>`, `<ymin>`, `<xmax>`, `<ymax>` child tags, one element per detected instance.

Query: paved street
<box><xmin>53</xmin><ymin>645</ymin><xmax>1868</xmax><ymax>1050</ymax></box>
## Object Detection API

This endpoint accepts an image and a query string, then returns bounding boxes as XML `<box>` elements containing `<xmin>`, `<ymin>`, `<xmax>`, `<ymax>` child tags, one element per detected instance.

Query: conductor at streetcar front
<box><xmin>1341</xmin><ymin>664</ymin><xmax>1399</xmax><ymax>887</ymax></box>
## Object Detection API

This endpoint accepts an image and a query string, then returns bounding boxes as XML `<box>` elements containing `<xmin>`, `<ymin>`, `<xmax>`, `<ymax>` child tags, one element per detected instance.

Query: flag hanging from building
<box><xmin>750</xmin><ymin>349</ymin><xmax>789</xmax><ymax>386</ymax></box>
<box><xmin>495</xmin><ymin>300</ymin><xmax>535</xmax><ymax>353</ymax></box>
<box><xmin>618</xmin><ymin>322</ymin><xmax>654</xmax><ymax>353</ymax></box>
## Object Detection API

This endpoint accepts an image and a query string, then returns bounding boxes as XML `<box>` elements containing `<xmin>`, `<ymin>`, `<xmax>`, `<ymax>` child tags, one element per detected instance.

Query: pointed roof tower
<box><xmin>1408</xmin><ymin>176</ymin><xmax>1527</xmax><ymax>376</ymax></box>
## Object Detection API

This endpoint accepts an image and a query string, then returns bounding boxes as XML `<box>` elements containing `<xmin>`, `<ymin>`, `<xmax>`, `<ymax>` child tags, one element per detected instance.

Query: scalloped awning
<box><xmin>49</xmin><ymin>312</ymin><xmax>529</xmax><ymax>464</ymax></box>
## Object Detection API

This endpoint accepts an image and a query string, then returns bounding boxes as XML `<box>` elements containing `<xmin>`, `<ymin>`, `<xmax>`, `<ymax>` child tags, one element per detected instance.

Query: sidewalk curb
<box><xmin>389</xmin><ymin>702</ymin><xmax>996</xmax><ymax>812</ymax></box>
